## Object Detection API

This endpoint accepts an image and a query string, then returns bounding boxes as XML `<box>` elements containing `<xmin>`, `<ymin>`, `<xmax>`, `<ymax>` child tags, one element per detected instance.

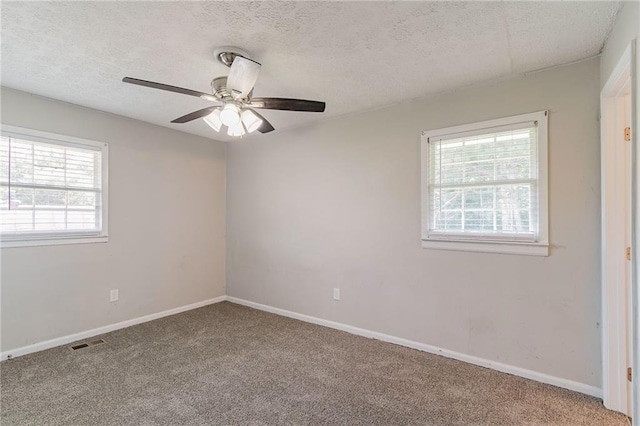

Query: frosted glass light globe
<box><xmin>241</xmin><ymin>109</ymin><xmax>263</xmax><ymax>133</ymax></box>
<box><xmin>203</xmin><ymin>108</ymin><xmax>222</xmax><ymax>132</ymax></box>
<box><xmin>220</xmin><ymin>103</ymin><xmax>241</xmax><ymax>127</ymax></box>
<box><xmin>227</xmin><ymin>122</ymin><xmax>246</xmax><ymax>137</ymax></box>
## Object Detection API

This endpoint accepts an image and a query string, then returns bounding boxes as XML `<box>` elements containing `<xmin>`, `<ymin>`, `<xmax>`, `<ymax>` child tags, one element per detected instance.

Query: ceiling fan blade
<box><xmin>171</xmin><ymin>107</ymin><xmax>217</xmax><ymax>124</ymax></box>
<box><xmin>226</xmin><ymin>56</ymin><xmax>261</xmax><ymax>99</ymax></box>
<box><xmin>246</xmin><ymin>108</ymin><xmax>275</xmax><ymax>133</ymax></box>
<box><xmin>122</xmin><ymin>77</ymin><xmax>219</xmax><ymax>102</ymax></box>
<box><xmin>249</xmin><ymin>98</ymin><xmax>325</xmax><ymax>113</ymax></box>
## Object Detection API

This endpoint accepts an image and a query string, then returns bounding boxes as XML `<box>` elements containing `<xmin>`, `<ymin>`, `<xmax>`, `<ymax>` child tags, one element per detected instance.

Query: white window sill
<box><xmin>1</xmin><ymin>235</ymin><xmax>108</xmax><ymax>249</ymax></box>
<box><xmin>422</xmin><ymin>239</ymin><xmax>549</xmax><ymax>256</ymax></box>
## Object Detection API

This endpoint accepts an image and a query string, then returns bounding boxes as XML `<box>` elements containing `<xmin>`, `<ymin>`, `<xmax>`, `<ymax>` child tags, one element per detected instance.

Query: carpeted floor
<box><xmin>0</xmin><ymin>302</ymin><xmax>630</xmax><ymax>425</ymax></box>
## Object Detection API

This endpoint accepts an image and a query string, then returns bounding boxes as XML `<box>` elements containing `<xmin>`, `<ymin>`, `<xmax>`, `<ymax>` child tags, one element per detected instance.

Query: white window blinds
<box><xmin>0</xmin><ymin>134</ymin><xmax>105</xmax><ymax>240</ymax></box>
<box><xmin>426</xmin><ymin>121</ymin><xmax>539</xmax><ymax>242</ymax></box>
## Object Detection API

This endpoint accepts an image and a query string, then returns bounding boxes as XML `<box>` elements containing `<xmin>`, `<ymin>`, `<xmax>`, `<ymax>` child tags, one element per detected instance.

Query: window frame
<box><xmin>0</xmin><ymin>124</ymin><xmax>109</xmax><ymax>248</ymax></box>
<box><xmin>420</xmin><ymin>111</ymin><xmax>548</xmax><ymax>256</ymax></box>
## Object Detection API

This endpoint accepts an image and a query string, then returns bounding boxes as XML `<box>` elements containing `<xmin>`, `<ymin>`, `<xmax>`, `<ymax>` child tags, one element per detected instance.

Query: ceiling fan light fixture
<box><xmin>123</xmin><ymin>49</ymin><xmax>326</xmax><ymax>137</ymax></box>
<box><xmin>220</xmin><ymin>103</ymin><xmax>241</xmax><ymax>127</ymax></box>
<box><xmin>241</xmin><ymin>109</ymin><xmax>263</xmax><ymax>133</ymax></box>
<box><xmin>227</xmin><ymin>122</ymin><xmax>246</xmax><ymax>137</ymax></box>
<box><xmin>203</xmin><ymin>108</ymin><xmax>223</xmax><ymax>132</ymax></box>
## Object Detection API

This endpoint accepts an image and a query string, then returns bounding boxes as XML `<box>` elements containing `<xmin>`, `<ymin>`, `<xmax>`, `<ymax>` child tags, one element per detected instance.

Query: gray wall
<box><xmin>227</xmin><ymin>58</ymin><xmax>602</xmax><ymax>387</ymax></box>
<box><xmin>0</xmin><ymin>88</ymin><xmax>226</xmax><ymax>353</ymax></box>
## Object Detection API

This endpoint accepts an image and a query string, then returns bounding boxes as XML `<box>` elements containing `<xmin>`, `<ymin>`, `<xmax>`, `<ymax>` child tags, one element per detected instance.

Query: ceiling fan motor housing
<box><xmin>211</xmin><ymin>77</ymin><xmax>228</xmax><ymax>99</ymax></box>
<box><xmin>211</xmin><ymin>76</ymin><xmax>253</xmax><ymax>102</ymax></box>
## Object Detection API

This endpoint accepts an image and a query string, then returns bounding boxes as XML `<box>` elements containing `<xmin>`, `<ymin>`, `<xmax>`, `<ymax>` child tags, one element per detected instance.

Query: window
<box><xmin>1</xmin><ymin>125</ymin><xmax>108</xmax><ymax>247</ymax></box>
<box><xmin>421</xmin><ymin>111</ymin><xmax>548</xmax><ymax>256</ymax></box>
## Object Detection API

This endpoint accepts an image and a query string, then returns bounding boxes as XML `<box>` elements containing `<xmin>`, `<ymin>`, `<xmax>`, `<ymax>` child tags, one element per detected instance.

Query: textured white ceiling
<box><xmin>1</xmin><ymin>1</ymin><xmax>620</xmax><ymax>142</ymax></box>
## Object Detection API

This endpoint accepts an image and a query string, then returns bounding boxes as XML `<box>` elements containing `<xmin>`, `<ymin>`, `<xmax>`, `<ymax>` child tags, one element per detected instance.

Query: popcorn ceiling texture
<box><xmin>0</xmin><ymin>1</ymin><xmax>620</xmax><ymax>141</ymax></box>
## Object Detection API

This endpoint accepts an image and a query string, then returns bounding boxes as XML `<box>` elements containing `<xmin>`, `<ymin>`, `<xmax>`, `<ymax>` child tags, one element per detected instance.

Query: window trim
<box><xmin>420</xmin><ymin>111</ymin><xmax>549</xmax><ymax>256</ymax></box>
<box><xmin>0</xmin><ymin>124</ymin><xmax>109</xmax><ymax>248</ymax></box>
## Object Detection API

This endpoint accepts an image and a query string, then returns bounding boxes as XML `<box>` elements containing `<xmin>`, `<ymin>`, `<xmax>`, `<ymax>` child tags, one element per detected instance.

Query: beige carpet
<box><xmin>0</xmin><ymin>302</ymin><xmax>630</xmax><ymax>425</ymax></box>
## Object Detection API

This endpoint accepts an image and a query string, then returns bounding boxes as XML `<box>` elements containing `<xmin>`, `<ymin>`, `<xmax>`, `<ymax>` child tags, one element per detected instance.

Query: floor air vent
<box><xmin>70</xmin><ymin>339</ymin><xmax>105</xmax><ymax>351</ymax></box>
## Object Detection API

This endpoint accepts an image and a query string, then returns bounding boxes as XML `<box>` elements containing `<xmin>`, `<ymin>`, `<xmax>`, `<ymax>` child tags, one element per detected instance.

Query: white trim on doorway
<box><xmin>600</xmin><ymin>42</ymin><xmax>635</xmax><ymax>416</ymax></box>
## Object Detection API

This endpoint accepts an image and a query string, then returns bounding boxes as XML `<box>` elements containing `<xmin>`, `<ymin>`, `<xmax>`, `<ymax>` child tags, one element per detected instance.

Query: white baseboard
<box><xmin>226</xmin><ymin>296</ymin><xmax>603</xmax><ymax>399</ymax></box>
<box><xmin>2</xmin><ymin>294</ymin><xmax>604</xmax><ymax>400</ymax></box>
<box><xmin>0</xmin><ymin>296</ymin><xmax>226</xmax><ymax>361</ymax></box>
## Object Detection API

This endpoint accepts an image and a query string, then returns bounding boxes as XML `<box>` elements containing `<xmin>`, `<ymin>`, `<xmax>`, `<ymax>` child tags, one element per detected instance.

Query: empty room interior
<box><xmin>1</xmin><ymin>1</ymin><xmax>639</xmax><ymax>425</ymax></box>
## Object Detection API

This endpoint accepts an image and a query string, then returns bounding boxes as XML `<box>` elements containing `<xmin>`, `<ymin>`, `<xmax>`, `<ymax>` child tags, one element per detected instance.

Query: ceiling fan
<box><xmin>122</xmin><ymin>47</ymin><xmax>326</xmax><ymax>137</ymax></box>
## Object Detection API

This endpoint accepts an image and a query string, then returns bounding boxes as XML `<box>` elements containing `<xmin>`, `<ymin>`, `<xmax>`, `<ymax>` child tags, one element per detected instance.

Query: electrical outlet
<box><xmin>110</xmin><ymin>289</ymin><xmax>119</xmax><ymax>302</ymax></box>
<box><xmin>333</xmin><ymin>288</ymin><xmax>340</xmax><ymax>301</ymax></box>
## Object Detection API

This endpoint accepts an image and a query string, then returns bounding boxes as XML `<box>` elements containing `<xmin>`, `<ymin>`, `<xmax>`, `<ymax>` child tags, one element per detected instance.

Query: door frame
<box><xmin>601</xmin><ymin>42</ymin><xmax>636</xmax><ymax>417</ymax></box>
